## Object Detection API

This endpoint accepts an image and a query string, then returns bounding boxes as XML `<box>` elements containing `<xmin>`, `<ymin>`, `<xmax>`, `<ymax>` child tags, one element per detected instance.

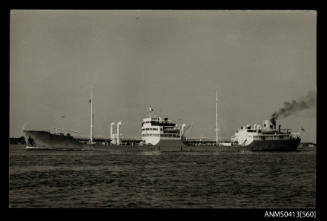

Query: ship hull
<box><xmin>104</xmin><ymin>144</ymin><xmax>243</xmax><ymax>152</ymax></box>
<box><xmin>23</xmin><ymin>130</ymin><xmax>84</xmax><ymax>150</ymax></box>
<box><xmin>159</xmin><ymin>145</ymin><xmax>243</xmax><ymax>152</ymax></box>
<box><xmin>247</xmin><ymin>138</ymin><xmax>301</xmax><ymax>151</ymax></box>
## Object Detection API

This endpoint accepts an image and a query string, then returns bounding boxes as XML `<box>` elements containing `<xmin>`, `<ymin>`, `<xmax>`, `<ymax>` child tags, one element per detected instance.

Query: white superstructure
<box><xmin>231</xmin><ymin>119</ymin><xmax>296</xmax><ymax>146</ymax></box>
<box><xmin>141</xmin><ymin>115</ymin><xmax>181</xmax><ymax>145</ymax></box>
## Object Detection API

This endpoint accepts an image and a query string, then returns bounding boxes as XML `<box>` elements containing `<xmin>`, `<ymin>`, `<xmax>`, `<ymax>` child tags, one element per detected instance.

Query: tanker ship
<box><xmin>23</xmin><ymin>117</ymin><xmax>300</xmax><ymax>151</ymax></box>
<box><xmin>22</xmin><ymin>90</ymin><xmax>301</xmax><ymax>151</ymax></box>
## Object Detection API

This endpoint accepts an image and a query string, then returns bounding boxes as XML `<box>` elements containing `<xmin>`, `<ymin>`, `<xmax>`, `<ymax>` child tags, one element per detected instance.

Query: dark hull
<box><xmin>23</xmin><ymin>130</ymin><xmax>84</xmax><ymax>150</ymax></box>
<box><xmin>156</xmin><ymin>139</ymin><xmax>186</xmax><ymax>148</ymax></box>
<box><xmin>144</xmin><ymin>139</ymin><xmax>300</xmax><ymax>152</ymax></box>
<box><xmin>248</xmin><ymin>138</ymin><xmax>301</xmax><ymax>151</ymax></box>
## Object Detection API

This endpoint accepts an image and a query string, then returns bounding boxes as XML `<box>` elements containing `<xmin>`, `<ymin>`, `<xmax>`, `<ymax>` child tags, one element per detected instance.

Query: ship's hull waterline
<box><xmin>23</xmin><ymin>130</ymin><xmax>300</xmax><ymax>152</ymax></box>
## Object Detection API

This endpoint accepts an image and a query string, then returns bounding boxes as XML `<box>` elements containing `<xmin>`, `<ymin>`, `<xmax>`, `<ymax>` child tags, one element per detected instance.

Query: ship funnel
<box><xmin>270</xmin><ymin>118</ymin><xmax>276</xmax><ymax>129</ymax></box>
<box><xmin>263</xmin><ymin>120</ymin><xmax>274</xmax><ymax>131</ymax></box>
<box><xmin>110</xmin><ymin>122</ymin><xmax>116</xmax><ymax>144</ymax></box>
<box><xmin>117</xmin><ymin>121</ymin><xmax>122</xmax><ymax>145</ymax></box>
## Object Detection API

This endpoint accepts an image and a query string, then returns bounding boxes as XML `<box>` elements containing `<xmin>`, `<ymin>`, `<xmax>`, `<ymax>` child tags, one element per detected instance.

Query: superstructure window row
<box><xmin>142</xmin><ymin>128</ymin><xmax>159</xmax><ymax>131</ymax></box>
<box><xmin>161</xmin><ymin>134</ymin><xmax>179</xmax><ymax>137</ymax></box>
<box><xmin>142</xmin><ymin>134</ymin><xmax>179</xmax><ymax>137</ymax></box>
<box><xmin>142</xmin><ymin>134</ymin><xmax>160</xmax><ymax>137</ymax></box>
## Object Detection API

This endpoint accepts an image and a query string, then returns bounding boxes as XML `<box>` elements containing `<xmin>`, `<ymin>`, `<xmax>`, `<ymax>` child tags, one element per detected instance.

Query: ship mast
<box><xmin>215</xmin><ymin>90</ymin><xmax>218</xmax><ymax>145</ymax></box>
<box><xmin>148</xmin><ymin>105</ymin><xmax>154</xmax><ymax>118</ymax></box>
<box><xmin>90</xmin><ymin>87</ymin><xmax>94</xmax><ymax>144</ymax></box>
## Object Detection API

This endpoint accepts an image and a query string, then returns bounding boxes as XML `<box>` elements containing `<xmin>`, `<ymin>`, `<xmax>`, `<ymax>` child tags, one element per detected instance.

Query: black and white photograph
<box><xmin>9</xmin><ymin>10</ymin><xmax>316</xmax><ymax>212</ymax></box>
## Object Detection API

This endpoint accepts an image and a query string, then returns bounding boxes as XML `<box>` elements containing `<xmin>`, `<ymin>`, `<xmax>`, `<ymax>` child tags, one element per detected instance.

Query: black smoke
<box><xmin>270</xmin><ymin>91</ymin><xmax>316</xmax><ymax>122</ymax></box>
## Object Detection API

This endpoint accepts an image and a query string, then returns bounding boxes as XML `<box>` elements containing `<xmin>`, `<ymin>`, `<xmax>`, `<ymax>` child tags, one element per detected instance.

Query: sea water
<box><xmin>9</xmin><ymin>145</ymin><xmax>316</xmax><ymax>208</ymax></box>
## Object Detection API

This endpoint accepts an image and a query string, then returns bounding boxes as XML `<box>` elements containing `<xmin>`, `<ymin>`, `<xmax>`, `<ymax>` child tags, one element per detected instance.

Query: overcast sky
<box><xmin>10</xmin><ymin>10</ymin><xmax>316</xmax><ymax>142</ymax></box>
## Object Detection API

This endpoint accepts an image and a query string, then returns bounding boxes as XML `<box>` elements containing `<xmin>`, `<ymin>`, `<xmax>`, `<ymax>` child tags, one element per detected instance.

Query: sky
<box><xmin>10</xmin><ymin>10</ymin><xmax>316</xmax><ymax>142</ymax></box>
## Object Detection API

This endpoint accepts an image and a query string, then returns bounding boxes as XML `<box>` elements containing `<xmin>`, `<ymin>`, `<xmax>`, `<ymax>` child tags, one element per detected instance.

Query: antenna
<box><xmin>148</xmin><ymin>105</ymin><xmax>154</xmax><ymax>118</ymax></box>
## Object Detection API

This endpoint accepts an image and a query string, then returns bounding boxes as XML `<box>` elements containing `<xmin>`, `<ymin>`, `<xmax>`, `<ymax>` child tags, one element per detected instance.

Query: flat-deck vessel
<box><xmin>22</xmin><ymin>91</ymin><xmax>301</xmax><ymax>151</ymax></box>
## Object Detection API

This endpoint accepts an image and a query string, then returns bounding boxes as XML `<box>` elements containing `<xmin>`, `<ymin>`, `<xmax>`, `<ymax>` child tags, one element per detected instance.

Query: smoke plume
<box><xmin>270</xmin><ymin>91</ymin><xmax>316</xmax><ymax>122</ymax></box>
